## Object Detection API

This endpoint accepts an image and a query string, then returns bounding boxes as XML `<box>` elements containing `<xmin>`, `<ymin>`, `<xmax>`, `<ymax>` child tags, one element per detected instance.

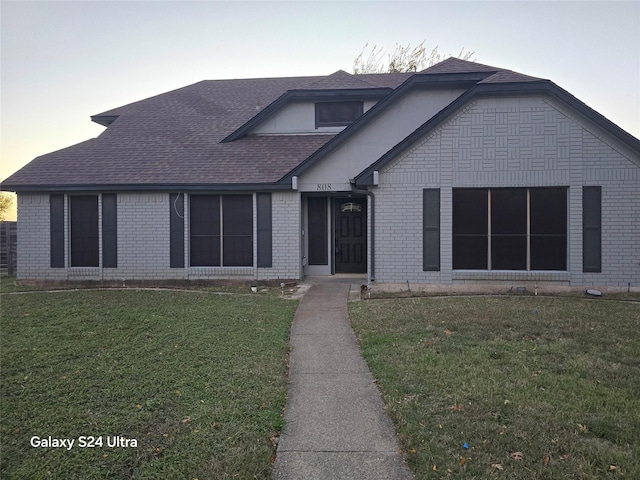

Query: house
<box><xmin>2</xmin><ymin>58</ymin><xmax>639</xmax><ymax>291</ymax></box>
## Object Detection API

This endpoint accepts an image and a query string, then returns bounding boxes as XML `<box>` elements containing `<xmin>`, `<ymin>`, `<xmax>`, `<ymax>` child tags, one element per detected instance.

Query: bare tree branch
<box><xmin>354</xmin><ymin>41</ymin><xmax>475</xmax><ymax>74</ymax></box>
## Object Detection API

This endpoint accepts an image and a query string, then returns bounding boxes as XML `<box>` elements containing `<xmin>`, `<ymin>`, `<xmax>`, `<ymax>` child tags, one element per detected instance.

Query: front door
<box><xmin>334</xmin><ymin>197</ymin><xmax>367</xmax><ymax>274</ymax></box>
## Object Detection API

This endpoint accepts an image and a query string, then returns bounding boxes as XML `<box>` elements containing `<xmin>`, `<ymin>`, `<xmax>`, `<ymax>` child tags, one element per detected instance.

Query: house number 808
<box><xmin>317</xmin><ymin>183</ymin><xmax>332</xmax><ymax>191</ymax></box>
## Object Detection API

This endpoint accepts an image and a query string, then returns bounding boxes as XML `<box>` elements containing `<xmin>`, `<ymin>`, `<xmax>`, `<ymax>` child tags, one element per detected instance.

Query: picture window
<box><xmin>190</xmin><ymin>195</ymin><xmax>253</xmax><ymax>267</ymax></box>
<box><xmin>452</xmin><ymin>187</ymin><xmax>567</xmax><ymax>271</ymax></box>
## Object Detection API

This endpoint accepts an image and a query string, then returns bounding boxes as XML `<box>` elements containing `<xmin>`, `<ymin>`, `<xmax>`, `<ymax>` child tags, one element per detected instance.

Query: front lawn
<box><xmin>1</xmin><ymin>289</ymin><xmax>296</xmax><ymax>479</ymax></box>
<box><xmin>350</xmin><ymin>296</ymin><xmax>640</xmax><ymax>479</ymax></box>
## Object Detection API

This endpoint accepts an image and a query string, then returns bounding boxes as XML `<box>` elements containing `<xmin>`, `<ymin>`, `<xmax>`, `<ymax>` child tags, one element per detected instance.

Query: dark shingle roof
<box><xmin>480</xmin><ymin>70</ymin><xmax>546</xmax><ymax>83</ymax></box>
<box><xmin>6</xmin><ymin>132</ymin><xmax>334</xmax><ymax>188</ymax></box>
<box><xmin>420</xmin><ymin>57</ymin><xmax>501</xmax><ymax>74</ymax></box>
<box><xmin>303</xmin><ymin>70</ymin><xmax>383</xmax><ymax>89</ymax></box>
<box><xmin>2</xmin><ymin>59</ymin><xmax>575</xmax><ymax>192</ymax></box>
<box><xmin>421</xmin><ymin>57</ymin><xmax>545</xmax><ymax>83</ymax></box>
<box><xmin>3</xmin><ymin>70</ymin><xmax>411</xmax><ymax>190</ymax></box>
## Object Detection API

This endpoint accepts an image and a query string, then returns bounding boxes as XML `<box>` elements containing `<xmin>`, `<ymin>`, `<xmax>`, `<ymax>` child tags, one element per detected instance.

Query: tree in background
<box><xmin>353</xmin><ymin>41</ymin><xmax>475</xmax><ymax>74</ymax></box>
<box><xmin>0</xmin><ymin>192</ymin><xmax>14</xmax><ymax>221</ymax></box>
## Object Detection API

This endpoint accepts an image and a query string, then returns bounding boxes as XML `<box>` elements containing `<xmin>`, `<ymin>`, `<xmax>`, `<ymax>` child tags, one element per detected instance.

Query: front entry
<box><xmin>334</xmin><ymin>197</ymin><xmax>367</xmax><ymax>274</ymax></box>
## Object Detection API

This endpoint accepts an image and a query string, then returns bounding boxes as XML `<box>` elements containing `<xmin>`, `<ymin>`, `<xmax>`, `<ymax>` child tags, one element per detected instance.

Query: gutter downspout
<box><xmin>350</xmin><ymin>183</ymin><xmax>375</xmax><ymax>283</ymax></box>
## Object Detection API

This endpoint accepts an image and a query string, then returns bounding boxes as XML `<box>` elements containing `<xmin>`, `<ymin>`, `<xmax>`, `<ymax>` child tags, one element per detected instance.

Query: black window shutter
<box><xmin>170</xmin><ymin>193</ymin><xmax>185</xmax><ymax>268</ymax></box>
<box><xmin>50</xmin><ymin>194</ymin><xmax>65</xmax><ymax>268</ymax></box>
<box><xmin>307</xmin><ymin>197</ymin><xmax>328</xmax><ymax>265</ymax></box>
<box><xmin>102</xmin><ymin>194</ymin><xmax>117</xmax><ymax>268</ymax></box>
<box><xmin>257</xmin><ymin>193</ymin><xmax>272</xmax><ymax>268</ymax></box>
<box><xmin>583</xmin><ymin>186</ymin><xmax>601</xmax><ymax>273</ymax></box>
<box><xmin>423</xmin><ymin>188</ymin><xmax>440</xmax><ymax>271</ymax></box>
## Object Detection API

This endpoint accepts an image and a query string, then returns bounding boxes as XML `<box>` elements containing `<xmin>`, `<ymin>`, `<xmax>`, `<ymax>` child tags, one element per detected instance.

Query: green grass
<box><xmin>0</xmin><ymin>276</ymin><xmax>42</xmax><ymax>293</ymax></box>
<box><xmin>350</xmin><ymin>296</ymin><xmax>640</xmax><ymax>479</ymax></box>
<box><xmin>1</xmin><ymin>289</ymin><xmax>297</xmax><ymax>479</ymax></box>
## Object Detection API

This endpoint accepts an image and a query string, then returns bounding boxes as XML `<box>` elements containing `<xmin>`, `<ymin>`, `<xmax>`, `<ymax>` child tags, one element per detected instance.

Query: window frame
<box><xmin>222</xmin><ymin>195</ymin><xmax>253</xmax><ymax>267</ymax></box>
<box><xmin>315</xmin><ymin>101</ymin><xmax>364</xmax><ymax>128</ymax></box>
<box><xmin>70</xmin><ymin>195</ymin><xmax>100</xmax><ymax>267</ymax></box>
<box><xmin>189</xmin><ymin>195</ymin><xmax>221</xmax><ymax>267</ymax></box>
<box><xmin>189</xmin><ymin>194</ymin><xmax>254</xmax><ymax>267</ymax></box>
<box><xmin>452</xmin><ymin>187</ymin><xmax>567</xmax><ymax>271</ymax></box>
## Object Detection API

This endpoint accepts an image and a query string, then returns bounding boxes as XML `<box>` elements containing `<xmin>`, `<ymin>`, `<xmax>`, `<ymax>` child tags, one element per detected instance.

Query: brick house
<box><xmin>2</xmin><ymin>58</ymin><xmax>639</xmax><ymax>290</ymax></box>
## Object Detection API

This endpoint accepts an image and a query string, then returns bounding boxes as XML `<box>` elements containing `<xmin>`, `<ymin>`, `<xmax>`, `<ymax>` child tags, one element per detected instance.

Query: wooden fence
<box><xmin>0</xmin><ymin>222</ymin><xmax>17</xmax><ymax>276</ymax></box>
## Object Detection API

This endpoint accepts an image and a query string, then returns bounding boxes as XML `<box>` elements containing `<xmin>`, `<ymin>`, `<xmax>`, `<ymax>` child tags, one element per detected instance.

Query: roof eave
<box><xmin>0</xmin><ymin>182</ymin><xmax>294</xmax><ymax>194</ymax></box>
<box><xmin>90</xmin><ymin>115</ymin><xmax>119</xmax><ymax>127</ymax></box>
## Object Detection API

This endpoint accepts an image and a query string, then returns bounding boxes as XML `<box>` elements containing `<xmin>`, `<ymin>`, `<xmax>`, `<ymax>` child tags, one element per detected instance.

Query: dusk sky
<box><xmin>1</xmin><ymin>1</ymin><xmax>639</xmax><ymax>219</ymax></box>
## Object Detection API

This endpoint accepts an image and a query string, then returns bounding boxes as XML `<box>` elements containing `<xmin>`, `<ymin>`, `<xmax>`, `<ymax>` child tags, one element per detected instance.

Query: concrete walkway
<box><xmin>273</xmin><ymin>282</ymin><xmax>413</xmax><ymax>480</ymax></box>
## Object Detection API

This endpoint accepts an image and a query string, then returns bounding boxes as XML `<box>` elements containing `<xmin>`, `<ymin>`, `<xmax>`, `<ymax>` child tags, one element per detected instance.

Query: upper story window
<box><xmin>315</xmin><ymin>101</ymin><xmax>363</xmax><ymax>128</ymax></box>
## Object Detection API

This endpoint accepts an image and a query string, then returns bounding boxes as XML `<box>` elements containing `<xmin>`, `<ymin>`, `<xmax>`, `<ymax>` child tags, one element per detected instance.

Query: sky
<box><xmin>1</xmin><ymin>0</ymin><xmax>639</xmax><ymax>220</ymax></box>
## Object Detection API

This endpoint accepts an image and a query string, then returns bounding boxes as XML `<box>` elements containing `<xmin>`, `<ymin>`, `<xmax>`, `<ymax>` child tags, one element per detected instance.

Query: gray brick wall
<box><xmin>102</xmin><ymin>192</ymin><xmax>185</xmax><ymax>281</ymax></box>
<box><xmin>257</xmin><ymin>191</ymin><xmax>302</xmax><ymax>280</ymax></box>
<box><xmin>375</xmin><ymin>96</ymin><xmax>640</xmax><ymax>287</ymax></box>
<box><xmin>17</xmin><ymin>191</ymin><xmax>302</xmax><ymax>282</ymax></box>
<box><xmin>15</xmin><ymin>95</ymin><xmax>639</xmax><ymax>287</ymax></box>
<box><xmin>17</xmin><ymin>194</ymin><xmax>66</xmax><ymax>280</ymax></box>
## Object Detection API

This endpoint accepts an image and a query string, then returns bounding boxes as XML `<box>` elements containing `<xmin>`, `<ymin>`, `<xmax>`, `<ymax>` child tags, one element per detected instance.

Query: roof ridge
<box><xmin>479</xmin><ymin>69</ymin><xmax>546</xmax><ymax>83</ymax></box>
<box><xmin>419</xmin><ymin>57</ymin><xmax>501</xmax><ymax>74</ymax></box>
<box><xmin>418</xmin><ymin>57</ymin><xmax>545</xmax><ymax>83</ymax></box>
<box><xmin>302</xmin><ymin>70</ymin><xmax>382</xmax><ymax>90</ymax></box>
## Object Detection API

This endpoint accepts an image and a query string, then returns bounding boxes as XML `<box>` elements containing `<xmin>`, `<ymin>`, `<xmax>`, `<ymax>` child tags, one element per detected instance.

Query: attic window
<box><xmin>315</xmin><ymin>101</ymin><xmax>363</xmax><ymax>128</ymax></box>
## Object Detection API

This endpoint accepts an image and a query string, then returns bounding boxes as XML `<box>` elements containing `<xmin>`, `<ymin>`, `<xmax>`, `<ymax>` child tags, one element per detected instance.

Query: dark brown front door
<box><xmin>334</xmin><ymin>197</ymin><xmax>367</xmax><ymax>274</ymax></box>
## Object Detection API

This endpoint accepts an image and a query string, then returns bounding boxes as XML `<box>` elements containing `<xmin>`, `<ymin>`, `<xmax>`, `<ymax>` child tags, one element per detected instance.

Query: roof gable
<box><xmin>221</xmin><ymin>71</ymin><xmax>414</xmax><ymax>142</ymax></box>
<box><xmin>278</xmin><ymin>71</ymin><xmax>496</xmax><ymax>182</ymax></box>
<box><xmin>355</xmin><ymin>81</ymin><xmax>640</xmax><ymax>186</ymax></box>
<box><xmin>221</xmin><ymin>86</ymin><xmax>393</xmax><ymax>143</ymax></box>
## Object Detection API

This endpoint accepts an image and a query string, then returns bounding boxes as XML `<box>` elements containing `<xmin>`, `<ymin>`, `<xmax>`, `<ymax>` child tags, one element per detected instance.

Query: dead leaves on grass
<box><xmin>510</xmin><ymin>451</ymin><xmax>524</xmax><ymax>461</ymax></box>
<box><xmin>430</xmin><ymin>449</ymin><xmax>576</xmax><ymax>475</ymax></box>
